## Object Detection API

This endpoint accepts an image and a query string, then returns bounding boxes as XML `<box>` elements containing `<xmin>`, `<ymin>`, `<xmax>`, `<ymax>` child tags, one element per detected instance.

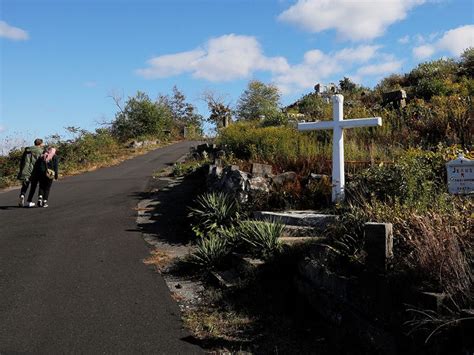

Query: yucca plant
<box><xmin>239</xmin><ymin>220</ymin><xmax>284</xmax><ymax>259</ymax></box>
<box><xmin>190</xmin><ymin>233</ymin><xmax>230</xmax><ymax>269</ymax></box>
<box><xmin>188</xmin><ymin>192</ymin><xmax>240</xmax><ymax>232</ymax></box>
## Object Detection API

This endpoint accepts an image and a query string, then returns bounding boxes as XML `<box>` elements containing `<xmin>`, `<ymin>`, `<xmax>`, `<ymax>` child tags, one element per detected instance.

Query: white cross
<box><xmin>298</xmin><ymin>94</ymin><xmax>382</xmax><ymax>202</ymax></box>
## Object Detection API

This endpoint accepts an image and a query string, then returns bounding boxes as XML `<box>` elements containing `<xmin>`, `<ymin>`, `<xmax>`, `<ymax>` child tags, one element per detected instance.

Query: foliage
<box><xmin>111</xmin><ymin>91</ymin><xmax>172</xmax><ymax>141</ymax></box>
<box><xmin>159</xmin><ymin>86</ymin><xmax>203</xmax><ymax>130</ymax></box>
<box><xmin>347</xmin><ymin>148</ymin><xmax>449</xmax><ymax>209</ymax></box>
<box><xmin>217</xmin><ymin>121</ymin><xmax>395</xmax><ymax>175</ymax></box>
<box><xmin>171</xmin><ymin>159</ymin><xmax>206</xmax><ymax>177</ymax></box>
<box><xmin>404</xmin><ymin>212</ymin><xmax>472</xmax><ymax>300</ymax></box>
<box><xmin>188</xmin><ymin>192</ymin><xmax>241</xmax><ymax>233</ymax></box>
<box><xmin>459</xmin><ymin>47</ymin><xmax>474</xmax><ymax>78</ymax></box>
<box><xmin>202</xmin><ymin>91</ymin><xmax>233</xmax><ymax>130</ymax></box>
<box><xmin>236</xmin><ymin>80</ymin><xmax>281</xmax><ymax>120</ymax></box>
<box><xmin>406</xmin><ymin>58</ymin><xmax>459</xmax><ymax>99</ymax></box>
<box><xmin>238</xmin><ymin>220</ymin><xmax>284</xmax><ymax>259</ymax></box>
<box><xmin>190</xmin><ymin>233</ymin><xmax>230</xmax><ymax>268</ymax></box>
<box><xmin>293</xmin><ymin>93</ymin><xmax>332</xmax><ymax>120</ymax></box>
<box><xmin>339</xmin><ymin>77</ymin><xmax>358</xmax><ymax>93</ymax></box>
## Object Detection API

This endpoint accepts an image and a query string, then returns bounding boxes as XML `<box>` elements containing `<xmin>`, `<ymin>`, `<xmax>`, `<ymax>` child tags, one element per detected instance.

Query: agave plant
<box><xmin>239</xmin><ymin>220</ymin><xmax>284</xmax><ymax>259</ymax></box>
<box><xmin>190</xmin><ymin>233</ymin><xmax>230</xmax><ymax>269</ymax></box>
<box><xmin>188</xmin><ymin>192</ymin><xmax>240</xmax><ymax>232</ymax></box>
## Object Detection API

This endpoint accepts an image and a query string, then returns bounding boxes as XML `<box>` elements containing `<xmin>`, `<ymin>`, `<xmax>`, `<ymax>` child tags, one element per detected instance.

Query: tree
<box><xmin>459</xmin><ymin>47</ymin><xmax>474</xmax><ymax>78</ymax></box>
<box><xmin>160</xmin><ymin>86</ymin><xmax>203</xmax><ymax>129</ymax></box>
<box><xmin>202</xmin><ymin>90</ymin><xmax>232</xmax><ymax>129</ymax></box>
<box><xmin>111</xmin><ymin>91</ymin><xmax>172</xmax><ymax>141</ymax></box>
<box><xmin>339</xmin><ymin>77</ymin><xmax>357</xmax><ymax>93</ymax></box>
<box><xmin>406</xmin><ymin>59</ymin><xmax>458</xmax><ymax>99</ymax></box>
<box><xmin>236</xmin><ymin>80</ymin><xmax>281</xmax><ymax>120</ymax></box>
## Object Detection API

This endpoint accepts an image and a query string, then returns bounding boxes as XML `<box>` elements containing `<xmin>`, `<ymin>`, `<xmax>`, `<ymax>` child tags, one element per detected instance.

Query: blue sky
<box><xmin>1</xmin><ymin>0</ymin><xmax>473</xmax><ymax>151</ymax></box>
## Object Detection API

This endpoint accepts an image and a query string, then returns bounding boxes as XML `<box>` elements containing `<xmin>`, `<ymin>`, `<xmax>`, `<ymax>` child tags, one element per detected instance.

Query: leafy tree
<box><xmin>406</xmin><ymin>59</ymin><xmax>458</xmax><ymax>99</ymax></box>
<box><xmin>375</xmin><ymin>74</ymin><xmax>406</xmax><ymax>93</ymax></box>
<box><xmin>459</xmin><ymin>47</ymin><xmax>474</xmax><ymax>78</ymax></box>
<box><xmin>236</xmin><ymin>80</ymin><xmax>281</xmax><ymax>120</ymax></box>
<box><xmin>160</xmin><ymin>86</ymin><xmax>203</xmax><ymax>130</ymax></box>
<box><xmin>339</xmin><ymin>77</ymin><xmax>357</xmax><ymax>93</ymax></box>
<box><xmin>202</xmin><ymin>91</ymin><xmax>232</xmax><ymax>129</ymax></box>
<box><xmin>111</xmin><ymin>91</ymin><xmax>172</xmax><ymax>141</ymax></box>
<box><xmin>289</xmin><ymin>92</ymin><xmax>332</xmax><ymax>120</ymax></box>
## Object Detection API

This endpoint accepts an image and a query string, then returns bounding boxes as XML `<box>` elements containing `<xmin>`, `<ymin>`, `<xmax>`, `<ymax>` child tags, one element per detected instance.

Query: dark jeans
<box><xmin>27</xmin><ymin>175</ymin><xmax>53</xmax><ymax>202</ymax></box>
<box><xmin>20</xmin><ymin>180</ymin><xmax>30</xmax><ymax>196</ymax></box>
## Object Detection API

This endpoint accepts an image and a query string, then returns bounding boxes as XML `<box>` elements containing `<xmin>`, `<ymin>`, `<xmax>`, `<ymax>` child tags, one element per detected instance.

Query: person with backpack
<box><xmin>26</xmin><ymin>147</ymin><xmax>59</xmax><ymax>208</ymax></box>
<box><xmin>17</xmin><ymin>138</ymin><xmax>44</xmax><ymax>207</ymax></box>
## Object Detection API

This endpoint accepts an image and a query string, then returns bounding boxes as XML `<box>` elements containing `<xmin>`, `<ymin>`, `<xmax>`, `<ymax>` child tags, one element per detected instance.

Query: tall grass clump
<box><xmin>190</xmin><ymin>234</ymin><xmax>230</xmax><ymax>269</ymax></box>
<box><xmin>239</xmin><ymin>220</ymin><xmax>284</xmax><ymax>260</ymax></box>
<box><xmin>188</xmin><ymin>192</ymin><xmax>241</xmax><ymax>233</ymax></box>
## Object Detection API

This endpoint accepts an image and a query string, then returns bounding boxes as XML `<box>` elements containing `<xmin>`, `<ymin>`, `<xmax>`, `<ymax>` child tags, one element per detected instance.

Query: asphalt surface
<box><xmin>0</xmin><ymin>141</ymin><xmax>203</xmax><ymax>354</ymax></box>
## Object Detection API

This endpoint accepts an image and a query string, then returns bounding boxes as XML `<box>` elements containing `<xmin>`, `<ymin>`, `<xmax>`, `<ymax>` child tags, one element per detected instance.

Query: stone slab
<box><xmin>254</xmin><ymin>210</ymin><xmax>337</xmax><ymax>230</ymax></box>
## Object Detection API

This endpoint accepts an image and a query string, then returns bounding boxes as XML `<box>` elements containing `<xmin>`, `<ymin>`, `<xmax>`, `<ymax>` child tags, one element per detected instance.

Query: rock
<box><xmin>128</xmin><ymin>140</ymin><xmax>157</xmax><ymax>149</ymax></box>
<box><xmin>128</xmin><ymin>140</ymin><xmax>143</xmax><ymax>148</ymax></box>
<box><xmin>207</xmin><ymin>164</ymin><xmax>223</xmax><ymax>190</ymax></box>
<box><xmin>219</xmin><ymin>166</ymin><xmax>249</xmax><ymax>203</ymax></box>
<box><xmin>253</xmin><ymin>210</ymin><xmax>337</xmax><ymax>231</ymax></box>
<box><xmin>272</xmin><ymin>171</ymin><xmax>297</xmax><ymax>187</ymax></box>
<box><xmin>215</xmin><ymin>150</ymin><xmax>226</xmax><ymax>159</ymax></box>
<box><xmin>248</xmin><ymin>176</ymin><xmax>270</xmax><ymax>193</ymax></box>
<box><xmin>251</xmin><ymin>163</ymin><xmax>273</xmax><ymax>177</ymax></box>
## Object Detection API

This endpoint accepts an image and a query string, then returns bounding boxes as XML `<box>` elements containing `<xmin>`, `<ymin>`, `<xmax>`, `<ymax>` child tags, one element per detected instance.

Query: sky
<box><xmin>1</xmin><ymin>0</ymin><xmax>473</xmax><ymax>151</ymax></box>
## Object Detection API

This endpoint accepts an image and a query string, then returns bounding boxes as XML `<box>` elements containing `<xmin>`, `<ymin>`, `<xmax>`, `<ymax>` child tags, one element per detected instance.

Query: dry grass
<box><xmin>404</xmin><ymin>212</ymin><xmax>473</xmax><ymax>299</ymax></box>
<box><xmin>183</xmin><ymin>307</ymin><xmax>253</xmax><ymax>342</ymax></box>
<box><xmin>143</xmin><ymin>249</ymin><xmax>174</xmax><ymax>271</ymax></box>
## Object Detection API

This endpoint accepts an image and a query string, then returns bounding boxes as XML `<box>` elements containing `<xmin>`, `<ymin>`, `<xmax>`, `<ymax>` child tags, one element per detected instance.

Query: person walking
<box><xmin>26</xmin><ymin>147</ymin><xmax>59</xmax><ymax>208</ymax></box>
<box><xmin>17</xmin><ymin>138</ymin><xmax>44</xmax><ymax>207</ymax></box>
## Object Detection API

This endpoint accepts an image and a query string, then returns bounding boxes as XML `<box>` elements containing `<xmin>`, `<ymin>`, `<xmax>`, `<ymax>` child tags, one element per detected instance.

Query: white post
<box><xmin>332</xmin><ymin>94</ymin><xmax>345</xmax><ymax>202</ymax></box>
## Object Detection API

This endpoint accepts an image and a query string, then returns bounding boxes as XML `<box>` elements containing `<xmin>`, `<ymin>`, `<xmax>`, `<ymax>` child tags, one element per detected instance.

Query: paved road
<box><xmin>0</xmin><ymin>141</ymin><xmax>202</xmax><ymax>354</ymax></box>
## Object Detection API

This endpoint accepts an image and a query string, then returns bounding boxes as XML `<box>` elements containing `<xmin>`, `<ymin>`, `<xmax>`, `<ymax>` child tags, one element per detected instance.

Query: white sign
<box><xmin>298</xmin><ymin>94</ymin><xmax>382</xmax><ymax>202</ymax></box>
<box><xmin>446</xmin><ymin>154</ymin><xmax>474</xmax><ymax>195</ymax></box>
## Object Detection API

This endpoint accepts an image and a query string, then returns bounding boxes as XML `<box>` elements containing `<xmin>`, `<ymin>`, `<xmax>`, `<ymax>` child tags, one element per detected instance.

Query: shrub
<box><xmin>188</xmin><ymin>192</ymin><xmax>240</xmax><ymax>233</ymax></box>
<box><xmin>190</xmin><ymin>233</ymin><xmax>230</xmax><ymax>269</ymax></box>
<box><xmin>346</xmin><ymin>147</ymin><xmax>448</xmax><ymax>210</ymax></box>
<box><xmin>239</xmin><ymin>220</ymin><xmax>284</xmax><ymax>259</ymax></box>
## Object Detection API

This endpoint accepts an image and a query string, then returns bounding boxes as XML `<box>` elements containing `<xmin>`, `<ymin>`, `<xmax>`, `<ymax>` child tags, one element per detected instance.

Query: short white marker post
<box><xmin>298</xmin><ymin>94</ymin><xmax>382</xmax><ymax>202</ymax></box>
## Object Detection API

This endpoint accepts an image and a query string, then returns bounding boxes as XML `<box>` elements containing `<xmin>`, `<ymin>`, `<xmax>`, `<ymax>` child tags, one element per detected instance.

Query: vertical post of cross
<box><xmin>332</xmin><ymin>94</ymin><xmax>345</xmax><ymax>202</ymax></box>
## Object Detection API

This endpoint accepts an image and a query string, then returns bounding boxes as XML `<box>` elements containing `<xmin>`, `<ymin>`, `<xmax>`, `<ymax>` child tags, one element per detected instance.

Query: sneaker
<box><xmin>26</xmin><ymin>202</ymin><xmax>35</xmax><ymax>208</ymax></box>
<box><xmin>38</xmin><ymin>196</ymin><xmax>43</xmax><ymax>208</ymax></box>
<box><xmin>18</xmin><ymin>195</ymin><xmax>25</xmax><ymax>207</ymax></box>
<box><xmin>42</xmin><ymin>200</ymin><xmax>48</xmax><ymax>208</ymax></box>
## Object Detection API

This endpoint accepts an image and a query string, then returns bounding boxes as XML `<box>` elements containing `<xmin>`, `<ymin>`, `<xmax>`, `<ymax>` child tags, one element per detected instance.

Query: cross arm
<box><xmin>339</xmin><ymin>117</ymin><xmax>382</xmax><ymax>128</ymax></box>
<box><xmin>297</xmin><ymin>121</ymin><xmax>335</xmax><ymax>131</ymax></box>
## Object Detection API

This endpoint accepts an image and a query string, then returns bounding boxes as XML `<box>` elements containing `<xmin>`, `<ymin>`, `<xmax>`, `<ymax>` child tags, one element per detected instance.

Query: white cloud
<box><xmin>136</xmin><ymin>34</ymin><xmax>289</xmax><ymax>82</ymax></box>
<box><xmin>0</xmin><ymin>21</ymin><xmax>29</xmax><ymax>41</ymax></box>
<box><xmin>0</xmin><ymin>125</ymin><xmax>5</xmax><ymax>133</ymax></box>
<box><xmin>137</xmin><ymin>34</ymin><xmax>396</xmax><ymax>94</ymax></box>
<box><xmin>273</xmin><ymin>45</ymin><xmax>383</xmax><ymax>93</ymax></box>
<box><xmin>278</xmin><ymin>0</ymin><xmax>425</xmax><ymax>41</ymax></box>
<box><xmin>398</xmin><ymin>35</ymin><xmax>410</xmax><ymax>44</ymax></box>
<box><xmin>437</xmin><ymin>25</ymin><xmax>474</xmax><ymax>56</ymax></box>
<box><xmin>413</xmin><ymin>44</ymin><xmax>435</xmax><ymax>59</ymax></box>
<box><xmin>413</xmin><ymin>25</ymin><xmax>474</xmax><ymax>59</ymax></box>
<box><xmin>356</xmin><ymin>61</ymin><xmax>403</xmax><ymax>76</ymax></box>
